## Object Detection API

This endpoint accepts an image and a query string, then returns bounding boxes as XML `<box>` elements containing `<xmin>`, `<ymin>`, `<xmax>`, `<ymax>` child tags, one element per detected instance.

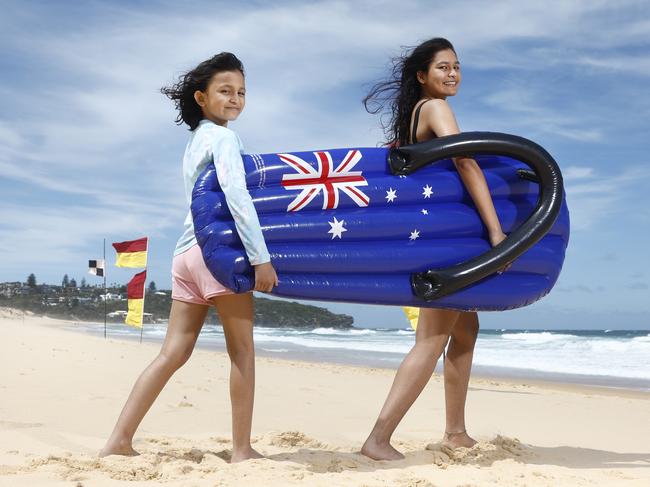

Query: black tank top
<box><xmin>410</xmin><ymin>99</ymin><xmax>436</xmax><ymax>144</ymax></box>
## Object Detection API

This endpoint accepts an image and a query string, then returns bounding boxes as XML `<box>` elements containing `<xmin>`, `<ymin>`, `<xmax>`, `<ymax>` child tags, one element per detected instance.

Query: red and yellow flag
<box><xmin>125</xmin><ymin>270</ymin><xmax>146</xmax><ymax>328</ymax></box>
<box><xmin>112</xmin><ymin>237</ymin><xmax>148</xmax><ymax>268</ymax></box>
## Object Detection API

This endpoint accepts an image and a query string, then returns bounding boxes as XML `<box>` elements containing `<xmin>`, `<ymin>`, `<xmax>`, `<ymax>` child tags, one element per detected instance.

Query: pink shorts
<box><xmin>171</xmin><ymin>244</ymin><xmax>234</xmax><ymax>305</ymax></box>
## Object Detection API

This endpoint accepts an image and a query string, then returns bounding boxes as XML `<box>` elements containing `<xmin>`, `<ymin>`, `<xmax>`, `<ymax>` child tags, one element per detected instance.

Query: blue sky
<box><xmin>1</xmin><ymin>0</ymin><xmax>648</xmax><ymax>329</ymax></box>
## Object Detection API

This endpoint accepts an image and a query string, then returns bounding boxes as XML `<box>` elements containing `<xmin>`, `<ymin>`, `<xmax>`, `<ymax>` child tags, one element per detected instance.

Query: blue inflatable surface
<box><xmin>192</xmin><ymin>136</ymin><xmax>569</xmax><ymax>311</ymax></box>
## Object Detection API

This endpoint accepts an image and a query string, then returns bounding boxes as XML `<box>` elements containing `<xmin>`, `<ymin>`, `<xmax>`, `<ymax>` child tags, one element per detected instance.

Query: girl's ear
<box><xmin>194</xmin><ymin>90</ymin><xmax>205</xmax><ymax>107</ymax></box>
<box><xmin>416</xmin><ymin>71</ymin><xmax>426</xmax><ymax>85</ymax></box>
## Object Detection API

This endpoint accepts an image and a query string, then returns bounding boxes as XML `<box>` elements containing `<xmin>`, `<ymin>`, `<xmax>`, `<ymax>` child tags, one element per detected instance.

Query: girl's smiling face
<box><xmin>417</xmin><ymin>48</ymin><xmax>461</xmax><ymax>99</ymax></box>
<box><xmin>194</xmin><ymin>70</ymin><xmax>246</xmax><ymax>126</ymax></box>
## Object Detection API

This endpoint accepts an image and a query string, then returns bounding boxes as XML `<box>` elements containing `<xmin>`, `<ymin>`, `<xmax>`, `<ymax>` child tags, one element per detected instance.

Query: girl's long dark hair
<box><xmin>161</xmin><ymin>52</ymin><xmax>244</xmax><ymax>130</ymax></box>
<box><xmin>363</xmin><ymin>38</ymin><xmax>455</xmax><ymax>146</ymax></box>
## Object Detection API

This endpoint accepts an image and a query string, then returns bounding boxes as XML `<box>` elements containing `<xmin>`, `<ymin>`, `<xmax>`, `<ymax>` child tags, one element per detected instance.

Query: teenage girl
<box><xmin>100</xmin><ymin>53</ymin><xmax>277</xmax><ymax>463</ymax></box>
<box><xmin>360</xmin><ymin>38</ymin><xmax>509</xmax><ymax>460</ymax></box>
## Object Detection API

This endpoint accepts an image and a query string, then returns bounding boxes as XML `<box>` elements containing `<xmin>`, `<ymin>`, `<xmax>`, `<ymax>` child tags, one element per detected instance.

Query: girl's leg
<box><xmin>211</xmin><ymin>292</ymin><xmax>262</xmax><ymax>463</ymax></box>
<box><xmin>443</xmin><ymin>311</ymin><xmax>479</xmax><ymax>448</ymax></box>
<box><xmin>361</xmin><ymin>308</ymin><xmax>460</xmax><ymax>460</ymax></box>
<box><xmin>99</xmin><ymin>300</ymin><xmax>208</xmax><ymax>457</ymax></box>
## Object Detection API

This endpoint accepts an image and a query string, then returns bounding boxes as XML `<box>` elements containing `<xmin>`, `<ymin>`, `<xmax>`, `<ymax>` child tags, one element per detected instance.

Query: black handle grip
<box><xmin>388</xmin><ymin>132</ymin><xmax>564</xmax><ymax>301</ymax></box>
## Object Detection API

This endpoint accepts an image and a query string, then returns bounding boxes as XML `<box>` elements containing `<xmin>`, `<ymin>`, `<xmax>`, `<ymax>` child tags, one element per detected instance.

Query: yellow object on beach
<box><xmin>403</xmin><ymin>306</ymin><xmax>420</xmax><ymax>330</ymax></box>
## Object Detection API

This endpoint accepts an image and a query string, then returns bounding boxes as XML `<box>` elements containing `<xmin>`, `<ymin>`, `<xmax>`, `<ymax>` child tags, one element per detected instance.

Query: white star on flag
<box><xmin>409</xmin><ymin>229</ymin><xmax>420</xmax><ymax>240</ymax></box>
<box><xmin>385</xmin><ymin>188</ymin><xmax>397</xmax><ymax>202</ymax></box>
<box><xmin>328</xmin><ymin>217</ymin><xmax>347</xmax><ymax>239</ymax></box>
<box><xmin>421</xmin><ymin>209</ymin><xmax>429</xmax><ymax>215</ymax></box>
<box><xmin>422</xmin><ymin>184</ymin><xmax>433</xmax><ymax>198</ymax></box>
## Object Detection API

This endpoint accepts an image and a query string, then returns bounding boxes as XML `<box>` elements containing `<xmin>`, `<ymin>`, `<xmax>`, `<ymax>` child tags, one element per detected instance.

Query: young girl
<box><xmin>100</xmin><ymin>52</ymin><xmax>278</xmax><ymax>463</ymax></box>
<box><xmin>360</xmin><ymin>38</ymin><xmax>509</xmax><ymax>460</ymax></box>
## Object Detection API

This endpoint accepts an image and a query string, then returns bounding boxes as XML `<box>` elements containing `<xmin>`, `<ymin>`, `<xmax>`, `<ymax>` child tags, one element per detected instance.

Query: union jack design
<box><xmin>279</xmin><ymin>150</ymin><xmax>370</xmax><ymax>212</ymax></box>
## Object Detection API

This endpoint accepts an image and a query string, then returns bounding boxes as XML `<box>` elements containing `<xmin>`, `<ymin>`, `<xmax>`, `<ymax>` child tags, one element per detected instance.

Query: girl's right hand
<box><xmin>254</xmin><ymin>262</ymin><xmax>279</xmax><ymax>293</ymax></box>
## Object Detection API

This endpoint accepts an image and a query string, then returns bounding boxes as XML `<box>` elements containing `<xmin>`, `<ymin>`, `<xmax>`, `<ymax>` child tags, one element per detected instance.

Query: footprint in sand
<box><xmin>0</xmin><ymin>420</ymin><xmax>44</xmax><ymax>430</ymax></box>
<box><xmin>266</xmin><ymin>431</ymin><xmax>324</xmax><ymax>449</ymax></box>
<box><xmin>426</xmin><ymin>435</ymin><xmax>526</xmax><ymax>466</ymax></box>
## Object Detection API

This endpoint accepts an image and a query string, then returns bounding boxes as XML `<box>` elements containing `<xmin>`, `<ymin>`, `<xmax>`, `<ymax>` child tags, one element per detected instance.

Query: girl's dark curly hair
<box><xmin>161</xmin><ymin>52</ymin><xmax>245</xmax><ymax>131</ymax></box>
<box><xmin>363</xmin><ymin>38</ymin><xmax>455</xmax><ymax>146</ymax></box>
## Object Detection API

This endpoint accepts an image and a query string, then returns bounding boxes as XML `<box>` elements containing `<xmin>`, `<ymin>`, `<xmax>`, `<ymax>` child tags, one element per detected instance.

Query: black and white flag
<box><xmin>88</xmin><ymin>259</ymin><xmax>105</xmax><ymax>277</ymax></box>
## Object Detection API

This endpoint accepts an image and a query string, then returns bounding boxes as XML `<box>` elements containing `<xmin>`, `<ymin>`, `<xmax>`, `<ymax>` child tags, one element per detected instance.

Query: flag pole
<box><xmin>140</xmin><ymin>239</ymin><xmax>149</xmax><ymax>344</ymax></box>
<box><xmin>140</xmin><ymin>285</ymin><xmax>145</xmax><ymax>344</ymax></box>
<box><xmin>103</xmin><ymin>238</ymin><xmax>107</xmax><ymax>339</ymax></box>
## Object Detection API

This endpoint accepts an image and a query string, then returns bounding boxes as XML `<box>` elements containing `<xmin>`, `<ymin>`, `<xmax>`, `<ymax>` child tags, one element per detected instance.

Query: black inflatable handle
<box><xmin>388</xmin><ymin>132</ymin><xmax>564</xmax><ymax>301</ymax></box>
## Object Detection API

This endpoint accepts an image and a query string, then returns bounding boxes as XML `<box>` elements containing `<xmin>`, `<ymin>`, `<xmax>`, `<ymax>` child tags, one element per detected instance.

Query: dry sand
<box><xmin>1</xmin><ymin>307</ymin><xmax>648</xmax><ymax>486</ymax></box>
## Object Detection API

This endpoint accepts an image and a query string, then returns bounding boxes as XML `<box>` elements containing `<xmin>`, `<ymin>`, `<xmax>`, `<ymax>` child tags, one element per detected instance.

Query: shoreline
<box><xmin>56</xmin><ymin>317</ymin><xmax>650</xmax><ymax>395</ymax></box>
<box><xmin>9</xmin><ymin>308</ymin><xmax>649</xmax><ymax>396</ymax></box>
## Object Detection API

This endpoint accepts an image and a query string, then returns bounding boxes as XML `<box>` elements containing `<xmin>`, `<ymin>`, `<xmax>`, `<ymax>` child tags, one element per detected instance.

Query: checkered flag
<box><xmin>88</xmin><ymin>259</ymin><xmax>105</xmax><ymax>277</ymax></box>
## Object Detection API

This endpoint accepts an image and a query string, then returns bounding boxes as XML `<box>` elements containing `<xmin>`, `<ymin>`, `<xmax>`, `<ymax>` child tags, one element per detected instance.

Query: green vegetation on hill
<box><xmin>0</xmin><ymin>281</ymin><xmax>353</xmax><ymax>329</ymax></box>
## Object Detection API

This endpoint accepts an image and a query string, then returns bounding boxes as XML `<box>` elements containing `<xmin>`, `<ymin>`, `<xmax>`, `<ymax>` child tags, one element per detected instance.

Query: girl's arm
<box><xmin>211</xmin><ymin>130</ymin><xmax>271</xmax><ymax>265</ymax></box>
<box><xmin>421</xmin><ymin>100</ymin><xmax>506</xmax><ymax>247</ymax></box>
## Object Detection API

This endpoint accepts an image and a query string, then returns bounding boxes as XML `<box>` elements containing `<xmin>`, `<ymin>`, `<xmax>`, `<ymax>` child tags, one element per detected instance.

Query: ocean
<box><xmin>67</xmin><ymin>322</ymin><xmax>650</xmax><ymax>392</ymax></box>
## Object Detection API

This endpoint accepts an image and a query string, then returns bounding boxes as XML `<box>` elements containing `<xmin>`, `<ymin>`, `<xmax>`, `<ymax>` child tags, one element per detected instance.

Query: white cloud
<box><xmin>0</xmin><ymin>121</ymin><xmax>25</xmax><ymax>148</ymax></box>
<box><xmin>3</xmin><ymin>0</ymin><xmax>646</xmax><ymax>176</ymax></box>
<box><xmin>0</xmin><ymin>199</ymin><xmax>180</xmax><ymax>278</ymax></box>
<box><xmin>563</xmin><ymin>166</ymin><xmax>595</xmax><ymax>181</ymax></box>
<box><xmin>578</xmin><ymin>55</ymin><xmax>650</xmax><ymax>77</ymax></box>
<box><xmin>476</xmin><ymin>86</ymin><xmax>605</xmax><ymax>142</ymax></box>
<box><xmin>564</xmin><ymin>165</ymin><xmax>650</xmax><ymax>230</ymax></box>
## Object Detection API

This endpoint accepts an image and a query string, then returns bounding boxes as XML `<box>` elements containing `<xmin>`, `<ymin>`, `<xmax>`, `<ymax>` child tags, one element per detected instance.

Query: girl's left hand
<box><xmin>489</xmin><ymin>231</ymin><xmax>512</xmax><ymax>274</ymax></box>
<box><xmin>254</xmin><ymin>262</ymin><xmax>279</xmax><ymax>293</ymax></box>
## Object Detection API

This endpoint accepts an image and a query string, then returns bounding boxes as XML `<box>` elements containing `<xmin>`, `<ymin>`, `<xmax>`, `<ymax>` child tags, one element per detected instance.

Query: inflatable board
<box><xmin>192</xmin><ymin>132</ymin><xmax>569</xmax><ymax>311</ymax></box>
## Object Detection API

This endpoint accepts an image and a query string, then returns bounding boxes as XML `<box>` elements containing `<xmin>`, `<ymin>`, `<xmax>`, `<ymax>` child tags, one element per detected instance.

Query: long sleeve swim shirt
<box><xmin>174</xmin><ymin>119</ymin><xmax>270</xmax><ymax>265</ymax></box>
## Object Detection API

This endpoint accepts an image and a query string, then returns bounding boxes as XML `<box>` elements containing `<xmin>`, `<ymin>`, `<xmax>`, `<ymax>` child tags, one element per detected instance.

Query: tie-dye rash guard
<box><xmin>174</xmin><ymin>119</ymin><xmax>270</xmax><ymax>265</ymax></box>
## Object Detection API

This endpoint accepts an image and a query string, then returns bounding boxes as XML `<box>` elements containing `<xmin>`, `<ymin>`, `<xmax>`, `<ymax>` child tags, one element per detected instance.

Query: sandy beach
<box><xmin>1</xmin><ymin>307</ymin><xmax>648</xmax><ymax>486</ymax></box>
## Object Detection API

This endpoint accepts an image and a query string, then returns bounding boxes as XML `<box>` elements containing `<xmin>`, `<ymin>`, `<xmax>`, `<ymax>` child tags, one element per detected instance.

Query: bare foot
<box><xmin>361</xmin><ymin>437</ymin><xmax>405</xmax><ymax>461</ymax></box>
<box><xmin>441</xmin><ymin>430</ymin><xmax>477</xmax><ymax>449</ymax></box>
<box><xmin>99</xmin><ymin>438</ymin><xmax>140</xmax><ymax>457</ymax></box>
<box><xmin>230</xmin><ymin>446</ymin><xmax>264</xmax><ymax>463</ymax></box>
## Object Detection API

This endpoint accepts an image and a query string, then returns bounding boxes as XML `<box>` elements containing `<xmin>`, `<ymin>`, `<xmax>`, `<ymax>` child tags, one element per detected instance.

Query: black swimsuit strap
<box><xmin>411</xmin><ymin>99</ymin><xmax>430</xmax><ymax>144</ymax></box>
